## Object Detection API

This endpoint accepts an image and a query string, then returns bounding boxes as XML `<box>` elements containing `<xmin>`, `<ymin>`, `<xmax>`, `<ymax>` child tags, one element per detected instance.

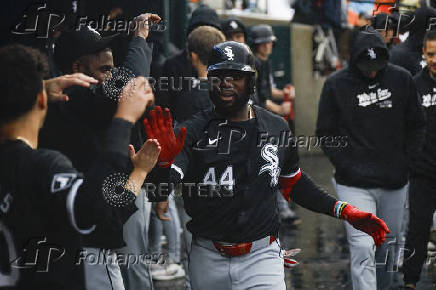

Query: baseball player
<box><xmin>144</xmin><ymin>41</ymin><xmax>390</xmax><ymax>290</ymax></box>
<box><xmin>403</xmin><ymin>29</ymin><xmax>436</xmax><ymax>290</ymax></box>
<box><xmin>317</xmin><ymin>26</ymin><xmax>425</xmax><ymax>290</ymax></box>
<box><xmin>221</xmin><ymin>18</ymin><xmax>246</xmax><ymax>43</ymax></box>
<box><xmin>0</xmin><ymin>44</ymin><xmax>159</xmax><ymax>289</ymax></box>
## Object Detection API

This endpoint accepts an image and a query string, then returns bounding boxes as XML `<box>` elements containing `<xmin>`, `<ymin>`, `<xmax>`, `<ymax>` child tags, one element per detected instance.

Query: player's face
<box><xmin>256</xmin><ymin>42</ymin><xmax>273</xmax><ymax>58</ymax></box>
<box><xmin>423</xmin><ymin>40</ymin><xmax>436</xmax><ymax>75</ymax></box>
<box><xmin>229</xmin><ymin>32</ymin><xmax>245</xmax><ymax>43</ymax></box>
<box><xmin>215</xmin><ymin>71</ymin><xmax>247</xmax><ymax>104</ymax></box>
<box><xmin>76</xmin><ymin>50</ymin><xmax>114</xmax><ymax>83</ymax></box>
<box><xmin>209</xmin><ymin>69</ymin><xmax>249</xmax><ymax>116</ymax></box>
<box><xmin>361</xmin><ymin>70</ymin><xmax>378</xmax><ymax>78</ymax></box>
<box><xmin>379</xmin><ymin>29</ymin><xmax>394</xmax><ymax>44</ymax></box>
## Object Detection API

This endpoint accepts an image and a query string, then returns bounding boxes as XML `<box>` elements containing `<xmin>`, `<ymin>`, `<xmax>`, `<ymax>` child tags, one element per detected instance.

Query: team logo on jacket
<box><xmin>422</xmin><ymin>92</ymin><xmax>436</xmax><ymax>107</ymax></box>
<box><xmin>259</xmin><ymin>144</ymin><xmax>281</xmax><ymax>187</ymax></box>
<box><xmin>357</xmin><ymin>88</ymin><xmax>392</xmax><ymax>107</ymax></box>
<box><xmin>224</xmin><ymin>46</ymin><xmax>235</xmax><ymax>61</ymax></box>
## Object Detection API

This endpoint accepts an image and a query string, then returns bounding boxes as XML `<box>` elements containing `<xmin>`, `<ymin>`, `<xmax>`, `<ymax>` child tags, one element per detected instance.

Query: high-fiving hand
<box><xmin>44</xmin><ymin>73</ymin><xmax>98</xmax><ymax>102</ymax></box>
<box><xmin>143</xmin><ymin>106</ymin><xmax>186</xmax><ymax>168</ymax></box>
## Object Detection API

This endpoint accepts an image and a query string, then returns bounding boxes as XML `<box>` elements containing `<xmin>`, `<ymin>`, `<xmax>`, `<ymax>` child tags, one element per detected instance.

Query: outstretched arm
<box><xmin>281</xmin><ymin>171</ymin><xmax>390</xmax><ymax>246</ymax></box>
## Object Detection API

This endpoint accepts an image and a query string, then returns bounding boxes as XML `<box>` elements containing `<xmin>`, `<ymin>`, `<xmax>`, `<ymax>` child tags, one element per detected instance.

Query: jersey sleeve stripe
<box><xmin>66</xmin><ymin>179</ymin><xmax>96</xmax><ymax>235</ymax></box>
<box><xmin>171</xmin><ymin>163</ymin><xmax>184</xmax><ymax>180</ymax></box>
<box><xmin>280</xmin><ymin>168</ymin><xmax>301</xmax><ymax>178</ymax></box>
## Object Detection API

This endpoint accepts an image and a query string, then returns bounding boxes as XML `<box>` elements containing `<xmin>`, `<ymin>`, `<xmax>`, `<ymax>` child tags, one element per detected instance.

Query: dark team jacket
<box><xmin>39</xmin><ymin>37</ymin><xmax>152</xmax><ymax>249</ymax></box>
<box><xmin>316</xmin><ymin>30</ymin><xmax>425</xmax><ymax>189</ymax></box>
<box><xmin>157</xmin><ymin>49</ymin><xmax>196</xmax><ymax>109</ymax></box>
<box><xmin>149</xmin><ymin>105</ymin><xmax>337</xmax><ymax>243</ymax></box>
<box><xmin>389</xmin><ymin>42</ymin><xmax>425</xmax><ymax>77</ymax></box>
<box><xmin>169</xmin><ymin>78</ymin><xmax>213</xmax><ymax>124</ymax></box>
<box><xmin>412</xmin><ymin>67</ymin><xmax>436</xmax><ymax>180</ymax></box>
<box><xmin>254</xmin><ymin>57</ymin><xmax>272</xmax><ymax>108</ymax></box>
<box><xmin>0</xmin><ymin>119</ymin><xmax>136</xmax><ymax>290</ymax></box>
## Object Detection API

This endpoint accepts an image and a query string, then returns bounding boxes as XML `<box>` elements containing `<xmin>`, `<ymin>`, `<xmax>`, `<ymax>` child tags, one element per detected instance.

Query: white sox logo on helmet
<box><xmin>259</xmin><ymin>144</ymin><xmax>281</xmax><ymax>187</ymax></box>
<box><xmin>224</xmin><ymin>46</ymin><xmax>235</xmax><ymax>61</ymax></box>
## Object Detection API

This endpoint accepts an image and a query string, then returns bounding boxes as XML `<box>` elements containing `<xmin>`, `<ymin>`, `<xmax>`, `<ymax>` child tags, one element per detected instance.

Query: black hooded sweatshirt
<box><xmin>316</xmin><ymin>29</ymin><xmax>425</xmax><ymax>189</ymax></box>
<box><xmin>389</xmin><ymin>6</ymin><xmax>436</xmax><ymax>75</ymax></box>
<box><xmin>412</xmin><ymin>66</ymin><xmax>436</xmax><ymax>180</ymax></box>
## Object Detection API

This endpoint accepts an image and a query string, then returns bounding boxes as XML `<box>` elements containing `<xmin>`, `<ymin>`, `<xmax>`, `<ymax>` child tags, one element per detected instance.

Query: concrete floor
<box><xmin>154</xmin><ymin>154</ymin><xmax>436</xmax><ymax>290</ymax></box>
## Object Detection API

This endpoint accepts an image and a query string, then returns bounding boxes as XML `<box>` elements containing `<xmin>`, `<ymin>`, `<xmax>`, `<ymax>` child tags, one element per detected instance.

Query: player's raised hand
<box><xmin>44</xmin><ymin>73</ymin><xmax>98</xmax><ymax>102</ymax></box>
<box><xmin>114</xmin><ymin>76</ymin><xmax>154</xmax><ymax>123</ymax></box>
<box><xmin>129</xmin><ymin>139</ymin><xmax>161</xmax><ymax>174</ymax></box>
<box><xmin>133</xmin><ymin>13</ymin><xmax>161</xmax><ymax>39</ymax></box>
<box><xmin>341</xmin><ymin>205</ymin><xmax>390</xmax><ymax>246</ymax></box>
<box><xmin>143</xmin><ymin>106</ymin><xmax>186</xmax><ymax>168</ymax></box>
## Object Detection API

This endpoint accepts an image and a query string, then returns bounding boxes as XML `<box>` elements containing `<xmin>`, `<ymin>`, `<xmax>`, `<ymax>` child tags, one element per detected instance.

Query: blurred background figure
<box><xmin>221</xmin><ymin>17</ymin><xmax>247</xmax><ymax>43</ymax></box>
<box><xmin>357</xmin><ymin>12</ymin><xmax>372</xmax><ymax>27</ymax></box>
<box><xmin>390</xmin><ymin>4</ymin><xmax>436</xmax><ymax>75</ymax></box>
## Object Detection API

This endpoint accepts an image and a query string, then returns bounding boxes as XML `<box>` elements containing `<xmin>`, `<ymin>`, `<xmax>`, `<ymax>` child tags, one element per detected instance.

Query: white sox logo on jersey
<box><xmin>259</xmin><ymin>144</ymin><xmax>281</xmax><ymax>187</ymax></box>
<box><xmin>224</xmin><ymin>46</ymin><xmax>235</xmax><ymax>61</ymax></box>
<box><xmin>422</xmin><ymin>90</ymin><xmax>436</xmax><ymax>107</ymax></box>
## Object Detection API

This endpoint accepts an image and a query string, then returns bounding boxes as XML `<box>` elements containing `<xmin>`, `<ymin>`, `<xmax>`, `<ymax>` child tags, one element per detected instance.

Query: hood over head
<box><xmin>349</xmin><ymin>26</ymin><xmax>389</xmax><ymax>74</ymax></box>
<box><xmin>187</xmin><ymin>4</ymin><xmax>221</xmax><ymax>35</ymax></box>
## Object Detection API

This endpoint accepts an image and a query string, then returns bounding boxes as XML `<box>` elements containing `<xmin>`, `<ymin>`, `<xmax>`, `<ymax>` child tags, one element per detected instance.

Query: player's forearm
<box><xmin>125</xmin><ymin>168</ymin><xmax>148</xmax><ymax>196</ymax></box>
<box><xmin>104</xmin><ymin>118</ymin><xmax>133</xmax><ymax>158</ymax></box>
<box><xmin>271</xmin><ymin>88</ymin><xmax>284</xmax><ymax>100</ymax></box>
<box><xmin>290</xmin><ymin>172</ymin><xmax>338</xmax><ymax>217</ymax></box>
<box><xmin>266</xmin><ymin>100</ymin><xmax>283</xmax><ymax>115</ymax></box>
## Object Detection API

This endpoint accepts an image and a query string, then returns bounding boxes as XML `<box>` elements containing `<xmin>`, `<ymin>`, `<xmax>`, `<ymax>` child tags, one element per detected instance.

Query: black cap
<box><xmin>355</xmin><ymin>47</ymin><xmax>388</xmax><ymax>72</ymax></box>
<box><xmin>249</xmin><ymin>25</ymin><xmax>277</xmax><ymax>44</ymax></box>
<box><xmin>221</xmin><ymin>18</ymin><xmax>246</xmax><ymax>37</ymax></box>
<box><xmin>207</xmin><ymin>41</ymin><xmax>256</xmax><ymax>74</ymax></box>
<box><xmin>54</xmin><ymin>26</ymin><xmax>117</xmax><ymax>71</ymax></box>
<box><xmin>187</xmin><ymin>5</ymin><xmax>221</xmax><ymax>35</ymax></box>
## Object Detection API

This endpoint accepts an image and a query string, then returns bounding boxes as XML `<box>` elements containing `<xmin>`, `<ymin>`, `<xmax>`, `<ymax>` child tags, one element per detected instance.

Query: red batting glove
<box><xmin>341</xmin><ymin>205</ymin><xmax>390</xmax><ymax>247</ymax></box>
<box><xmin>143</xmin><ymin>106</ymin><xmax>186</xmax><ymax>168</ymax></box>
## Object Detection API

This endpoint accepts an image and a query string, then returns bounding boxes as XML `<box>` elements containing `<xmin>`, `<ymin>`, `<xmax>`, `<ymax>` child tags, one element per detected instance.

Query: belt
<box><xmin>194</xmin><ymin>235</ymin><xmax>276</xmax><ymax>257</ymax></box>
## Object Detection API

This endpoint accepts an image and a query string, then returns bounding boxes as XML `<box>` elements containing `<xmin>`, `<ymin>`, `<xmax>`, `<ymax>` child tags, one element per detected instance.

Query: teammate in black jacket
<box><xmin>390</xmin><ymin>6</ymin><xmax>436</xmax><ymax>75</ymax></box>
<box><xmin>317</xmin><ymin>26</ymin><xmax>425</xmax><ymax>290</ymax></box>
<box><xmin>0</xmin><ymin>45</ymin><xmax>159</xmax><ymax>290</ymax></box>
<box><xmin>39</xmin><ymin>13</ymin><xmax>165</xmax><ymax>290</ymax></box>
<box><xmin>403</xmin><ymin>30</ymin><xmax>436</xmax><ymax>290</ymax></box>
<box><xmin>144</xmin><ymin>41</ymin><xmax>390</xmax><ymax>290</ymax></box>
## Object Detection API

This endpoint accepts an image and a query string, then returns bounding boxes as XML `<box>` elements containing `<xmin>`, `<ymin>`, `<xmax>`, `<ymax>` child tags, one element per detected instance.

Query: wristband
<box><xmin>333</xmin><ymin>201</ymin><xmax>348</xmax><ymax>218</ymax></box>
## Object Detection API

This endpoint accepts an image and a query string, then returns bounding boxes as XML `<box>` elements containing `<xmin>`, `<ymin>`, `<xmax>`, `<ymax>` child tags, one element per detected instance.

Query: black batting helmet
<box><xmin>207</xmin><ymin>41</ymin><xmax>256</xmax><ymax>94</ymax></box>
<box><xmin>207</xmin><ymin>41</ymin><xmax>256</xmax><ymax>73</ymax></box>
<box><xmin>249</xmin><ymin>24</ymin><xmax>277</xmax><ymax>44</ymax></box>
